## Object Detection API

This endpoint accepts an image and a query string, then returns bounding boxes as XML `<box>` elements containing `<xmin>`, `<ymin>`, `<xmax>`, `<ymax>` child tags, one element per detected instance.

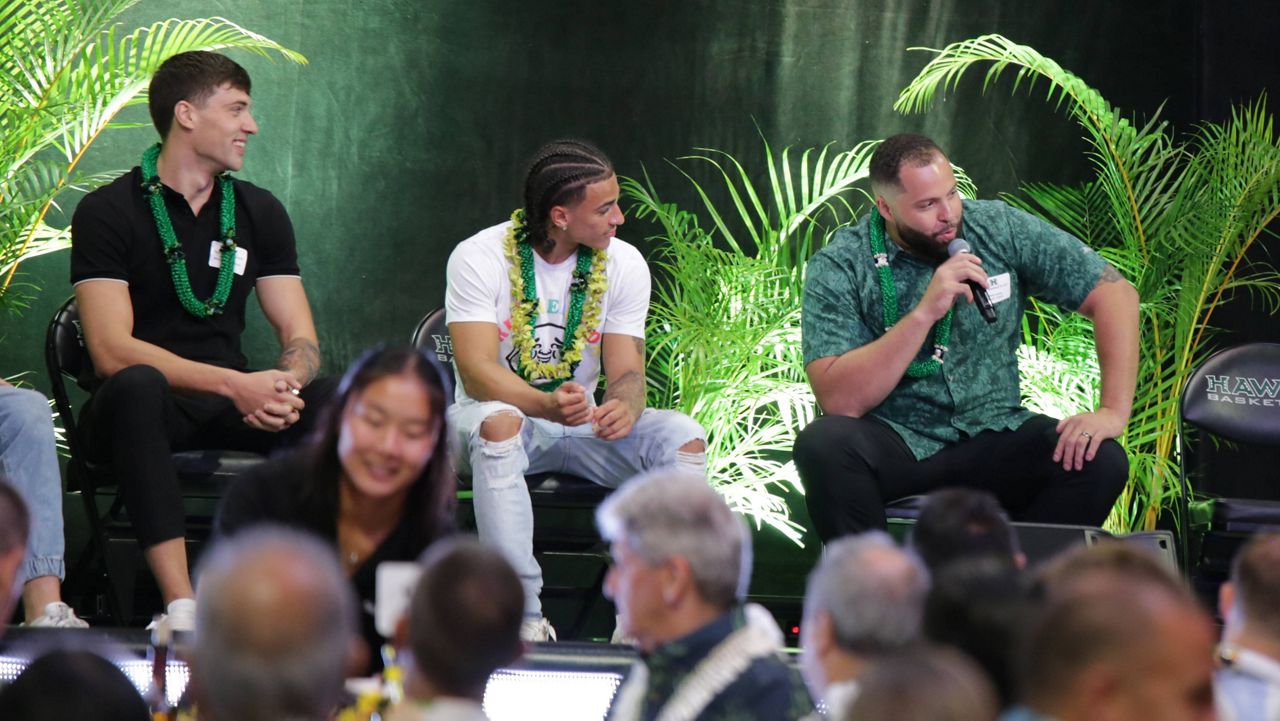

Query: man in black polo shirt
<box><xmin>70</xmin><ymin>51</ymin><xmax>329</xmax><ymax>631</ymax></box>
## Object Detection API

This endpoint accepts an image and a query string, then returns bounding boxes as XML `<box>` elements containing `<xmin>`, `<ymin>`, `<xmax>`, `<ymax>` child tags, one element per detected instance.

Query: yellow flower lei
<box><xmin>503</xmin><ymin>208</ymin><xmax>608</xmax><ymax>388</ymax></box>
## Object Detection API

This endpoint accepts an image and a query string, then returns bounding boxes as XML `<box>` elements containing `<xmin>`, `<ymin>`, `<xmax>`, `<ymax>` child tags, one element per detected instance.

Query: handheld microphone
<box><xmin>946</xmin><ymin>238</ymin><xmax>997</xmax><ymax>324</ymax></box>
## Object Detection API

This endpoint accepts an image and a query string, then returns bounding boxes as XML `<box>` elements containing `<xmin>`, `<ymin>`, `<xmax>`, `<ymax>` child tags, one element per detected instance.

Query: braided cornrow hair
<box><xmin>522</xmin><ymin>139</ymin><xmax>615</xmax><ymax>252</ymax></box>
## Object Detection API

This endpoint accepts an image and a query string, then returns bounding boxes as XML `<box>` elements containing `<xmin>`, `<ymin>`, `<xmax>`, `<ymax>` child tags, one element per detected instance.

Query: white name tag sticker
<box><xmin>208</xmin><ymin>241</ymin><xmax>248</xmax><ymax>275</ymax></box>
<box><xmin>375</xmin><ymin>561</ymin><xmax>422</xmax><ymax>638</ymax></box>
<box><xmin>987</xmin><ymin>273</ymin><xmax>1012</xmax><ymax>304</ymax></box>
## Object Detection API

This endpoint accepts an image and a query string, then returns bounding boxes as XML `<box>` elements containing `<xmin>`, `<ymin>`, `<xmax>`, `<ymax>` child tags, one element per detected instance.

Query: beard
<box><xmin>889</xmin><ymin>218</ymin><xmax>959</xmax><ymax>264</ymax></box>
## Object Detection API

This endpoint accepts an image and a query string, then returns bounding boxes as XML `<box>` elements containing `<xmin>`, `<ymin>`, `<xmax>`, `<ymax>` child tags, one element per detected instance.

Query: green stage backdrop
<box><xmin>0</xmin><ymin>0</ymin><xmax>1199</xmax><ymax>602</ymax></box>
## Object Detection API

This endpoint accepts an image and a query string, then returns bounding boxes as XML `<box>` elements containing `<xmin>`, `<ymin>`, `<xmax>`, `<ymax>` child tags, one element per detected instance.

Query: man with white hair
<box><xmin>597</xmin><ymin>470</ymin><xmax>813</xmax><ymax>721</ymax></box>
<box><xmin>799</xmin><ymin>531</ymin><xmax>930</xmax><ymax>715</ymax></box>
<box><xmin>1217</xmin><ymin>532</ymin><xmax>1280</xmax><ymax>721</ymax></box>
<box><xmin>193</xmin><ymin>526</ymin><xmax>358</xmax><ymax>721</ymax></box>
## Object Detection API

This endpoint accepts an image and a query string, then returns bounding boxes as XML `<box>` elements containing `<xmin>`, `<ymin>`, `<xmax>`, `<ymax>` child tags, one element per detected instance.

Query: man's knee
<box><xmin>478</xmin><ymin>410</ymin><xmax>523</xmax><ymax>444</ymax></box>
<box><xmin>1</xmin><ymin>387</ymin><xmax>53</xmax><ymax>429</ymax></box>
<box><xmin>678</xmin><ymin>439</ymin><xmax>705</xmax><ymax>453</ymax></box>
<box><xmin>100</xmin><ymin>364</ymin><xmax>170</xmax><ymax>400</ymax></box>
<box><xmin>1091</xmin><ymin>439</ymin><xmax>1130</xmax><ymax>491</ymax></box>
<box><xmin>794</xmin><ymin>415</ymin><xmax>860</xmax><ymax>469</ymax></box>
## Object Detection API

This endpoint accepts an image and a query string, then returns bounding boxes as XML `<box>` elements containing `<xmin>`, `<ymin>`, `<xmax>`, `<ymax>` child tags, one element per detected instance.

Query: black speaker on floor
<box><xmin>1013</xmin><ymin>522</ymin><xmax>1109</xmax><ymax>566</ymax></box>
<box><xmin>889</xmin><ymin>516</ymin><xmax>1179</xmax><ymax>571</ymax></box>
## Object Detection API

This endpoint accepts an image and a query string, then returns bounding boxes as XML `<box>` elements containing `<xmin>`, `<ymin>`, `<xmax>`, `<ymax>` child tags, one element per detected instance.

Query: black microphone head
<box><xmin>947</xmin><ymin>238</ymin><xmax>971</xmax><ymax>257</ymax></box>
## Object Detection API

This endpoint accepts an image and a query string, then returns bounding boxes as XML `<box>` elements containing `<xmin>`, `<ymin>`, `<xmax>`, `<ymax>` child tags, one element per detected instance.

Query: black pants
<box><xmin>80</xmin><ymin>364</ymin><xmax>337</xmax><ymax>547</ymax></box>
<box><xmin>793</xmin><ymin>414</ymin><xmax>1128</xmax><ymax>543</ymax></box>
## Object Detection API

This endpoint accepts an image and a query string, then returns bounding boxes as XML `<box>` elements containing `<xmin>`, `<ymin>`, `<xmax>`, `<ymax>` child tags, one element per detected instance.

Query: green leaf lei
<box><xmin>503</xmin><ymin>208</ymin><xmax>607</xmax><ymax>393</ymax></box>
<box><xmin>141</xmin><ymin>143</ymin><xmax>237</xmax><ymax>318</ymax></box>
<box><xmin>869</xmin><ymin>212</ymin><xmax>952</xmax><ymax>377</ymax></box>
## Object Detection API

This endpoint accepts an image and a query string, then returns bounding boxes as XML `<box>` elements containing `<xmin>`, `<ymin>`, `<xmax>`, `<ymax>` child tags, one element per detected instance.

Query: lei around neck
<box><xmin>868</xmin><ymin>212</ymin><xmax>951</xmax><ymax>377</ymax></box>
<box><xmin>502</xmin><ymin>208</ymin><xmax>608</xmax><ymax>391</ymax></box>
<box><xmin>140</xmin><ymin>143</ymin><xmax>237</xmax><ymax>318</ymax></box>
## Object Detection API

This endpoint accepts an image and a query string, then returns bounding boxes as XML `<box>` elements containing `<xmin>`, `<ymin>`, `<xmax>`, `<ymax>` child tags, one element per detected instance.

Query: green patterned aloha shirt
<box><xmin>802</xmin><ymin>199</ymin><xmax>1107</xmax><ymax>460</ymax></box>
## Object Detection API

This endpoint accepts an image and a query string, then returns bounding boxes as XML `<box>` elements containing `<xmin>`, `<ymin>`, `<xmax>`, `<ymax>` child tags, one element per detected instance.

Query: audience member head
<box><xmin>308</xmin><ymin>345</ymin><xmax>455</xmax><ymax>550</ymax></box>
<box><xmin>1220</xmin><ymin>532</ymin><xmax>1280</xmax><ymax>654</ymax></box>
<box><xmin>800</xmin><ymin>532</ymin><xmax>930</xmax><ymax>700</ymax></box>
<box><xmin>597</xmin><ymin>469</ymin><xmax>748</xmax><ymax>652</ymax></box>
<box><xmin>0</xmin><ymin>649</ymin><xmax>149</xmax><ymax>721</ymax></box>
<box><xmin>405</xmin><ymin>538</ymin><xmax>524</xmax><ymax>702</ymax></box>
<box><xmin>912</xmin><ymin>488</ymin><xmax>1023</xmax><ymax>572</ymax></box>
<box><xmin>0</xmin><ymin>478</ymin><xmax>30</xmax><ymax>626</ymax></box>
<box><xmin>193</xmin><ymin>526</ymin><xmax>358</xmax><ymax>721</ymax></box>
<box><xmin>842</xmin><ymin>645</ymin><xmax>998</xmax><ymax>721</ymax></box>
<box><xmin>522</xmin><ymin>139</ymin><xmax>616</xmax><ymax>251</ymax></box>
<box><xmin>923</xmin><ymin>556</ymin><xmax>1031</xmax><ymax>709</ymax></box>
<box><xmin>1021</xmin><ymin>543</ymin><xmax>1215</xmax><ymax>721</ymax></box>
<box><xmin>149</xmin><ymin>51</ymin><xmax>252</xmax><ymax>141</ymax></box>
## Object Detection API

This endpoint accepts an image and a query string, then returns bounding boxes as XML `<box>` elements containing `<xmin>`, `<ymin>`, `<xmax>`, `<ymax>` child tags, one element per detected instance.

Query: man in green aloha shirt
<box><xmin>795</xmin><ymin>133</ymin><xmax>1139</xmax><ymax>543</ymax></box>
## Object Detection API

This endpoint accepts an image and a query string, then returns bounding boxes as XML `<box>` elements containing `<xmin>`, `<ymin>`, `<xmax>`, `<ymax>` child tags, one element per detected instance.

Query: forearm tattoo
<box><xmin>604</xmin><ymin>369</ymin><xmax>646</xmax><ymax>414</ymax></box>
<box><xmin>278</xmin><ymin>338</ymin><xmax>320</xmax><ymax>385</ymax></box>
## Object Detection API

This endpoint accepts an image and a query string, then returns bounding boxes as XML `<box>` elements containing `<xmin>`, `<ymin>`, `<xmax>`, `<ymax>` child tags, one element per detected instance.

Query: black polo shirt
<box><xmin>70</xmin><ymin>166</ymin><xmax>300</xmax><ymax>372</ymax></box>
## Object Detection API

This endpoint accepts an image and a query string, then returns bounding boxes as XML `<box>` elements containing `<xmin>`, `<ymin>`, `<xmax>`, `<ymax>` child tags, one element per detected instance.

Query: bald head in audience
<box><xmin>800</xmin><ymin>532</ymin><xmax>930</xmax><ymax>710</ymax></box>
<box><xmin>193</xmin><ymin>527</ymin><xmax>358</xmax><ymax>721</ymax></box>
<box><xmin>0</xmin><ymin>479</ymin><xmax>29</xmax><ymax>631</ymax></box>
<box><xmin>1022</xmin><ymin>542</ymin><xmax>1215</xmax><ymax>721</ymax></box>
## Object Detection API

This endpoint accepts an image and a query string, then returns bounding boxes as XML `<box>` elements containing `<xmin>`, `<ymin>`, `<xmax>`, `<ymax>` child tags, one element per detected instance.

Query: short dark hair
<box><xmin>0</xmin><ymin>478</ymin><xmax>29</xmax><ymax>556</ymax></box>
<box><xmin>923</xmin><ymin>557</ymin><xmax>1031</xmax><ymax>709</ymax></box>
<box><xmin>409</xmin><ymin>538</ymin><xmax>524</xmax><ymax>697</ymax></box>
<box><xmin>869</xmin><ymin>133</ymin><xmax>946</xmax><ymax>193</ymax></box>
<box><xmin>522</xmin><ymin>139</ymin><xmax>614</xmax><ymax>250</ymax></box>
<box><xmin>149</xmin><ymin>51</ymin><xmax>252</xmax><ymax>139</ymax></box>
<box><xmin>912</xmin><ymin>488</ymin><xmax>1018</xmax><ymax>572</ymax></box>
<box><xmin>0</xmin><ymin>649</ymin><xmax>149</xmax><ymax>721</ymax></box>
<box><xmin>1230</xmin><ymin>532</ymin><xmax>1280</xmax><ymax>640</ymax></box>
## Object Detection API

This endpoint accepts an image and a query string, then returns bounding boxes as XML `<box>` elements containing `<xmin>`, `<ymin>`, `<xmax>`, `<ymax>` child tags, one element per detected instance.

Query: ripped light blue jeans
<box><xmin>0</xmin><ymin>385</ymin><xmax>66</xmax><ymax>585</ymax></box>
<box><xmin>447</xmin><ymin>400</ymin><xmax>706</xmax><ymax>617</ymax></box>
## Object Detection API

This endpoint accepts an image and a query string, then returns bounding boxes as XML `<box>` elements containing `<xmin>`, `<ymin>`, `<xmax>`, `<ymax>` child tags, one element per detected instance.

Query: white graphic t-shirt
<box><xmin>444</xmin><ymin>220</ymin><xmax>650</xmax><ymax>404</ymax></box>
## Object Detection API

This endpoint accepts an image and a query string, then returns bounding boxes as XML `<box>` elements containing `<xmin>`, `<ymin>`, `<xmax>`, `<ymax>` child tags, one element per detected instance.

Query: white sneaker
<box><xmin>146</xmin><ymin>598</ymin><xmax>197</xmax><ymax>634</ymax></box>
<box><xmin>520</xmin><ymin>617</ymin><xmax>557</xmax><ymax>643</ymax></box>
<box><xmin>24</xmin><ymin>601</ymin><xmax>89</xmax><ymax>628</ymax></box>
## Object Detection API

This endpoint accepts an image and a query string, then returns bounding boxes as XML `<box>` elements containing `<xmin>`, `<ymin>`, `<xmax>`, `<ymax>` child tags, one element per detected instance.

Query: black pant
<box><xmin>793</xmin><ymin>414</ymin><xmax>1128</xmax><ymax>543</ymax></box>
<box><xmin>81</xmin><ymin>364</ymin><xmax>336</xmax><ymax>547</ymax></box>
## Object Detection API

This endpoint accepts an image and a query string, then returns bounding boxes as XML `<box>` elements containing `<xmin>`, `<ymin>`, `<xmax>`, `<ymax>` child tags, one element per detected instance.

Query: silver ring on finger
<box><xmin>1079</xmin><ymin>431</ymin><xmax>1093</xmax><ymax>439</ymax></box>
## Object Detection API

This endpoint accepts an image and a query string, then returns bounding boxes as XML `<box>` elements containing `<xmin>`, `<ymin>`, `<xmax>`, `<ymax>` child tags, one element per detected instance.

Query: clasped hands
<box><xmin>231</xmin><ymin>369</ymin><xmax>305</xmax><ymax>432</ymax></box>
<box><xmin>549</xmin><ymin>381</ymin><xmax>636</xmax><ymax>441</ymax></box>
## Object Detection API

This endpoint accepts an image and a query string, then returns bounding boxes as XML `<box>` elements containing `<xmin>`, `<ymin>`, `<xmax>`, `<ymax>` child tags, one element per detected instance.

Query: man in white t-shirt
<box><xmin>445</xmin><ymin>139</ymin><xmax>707</xmax><ymax>642</ymax></box>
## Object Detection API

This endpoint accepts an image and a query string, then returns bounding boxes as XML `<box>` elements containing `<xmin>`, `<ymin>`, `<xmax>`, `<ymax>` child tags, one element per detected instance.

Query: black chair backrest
<box><xmin>45</xmin><ymin>297</ymin><xmax>98</xmax><ymax>392</ymax></box>
<box><xmin>1180</xmin><ymin>343</ymin><xmax>1280</xmax><ymax>446</ymax></box>
<box><xmin>412</xmin><ymin>307</ymin><xmax>454</xmax><ymax>365</ymax></box>
<box><xmin>44</xmin><ymin>296</ymin><xmax>97</xmax><ymax>491</ymax></box>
